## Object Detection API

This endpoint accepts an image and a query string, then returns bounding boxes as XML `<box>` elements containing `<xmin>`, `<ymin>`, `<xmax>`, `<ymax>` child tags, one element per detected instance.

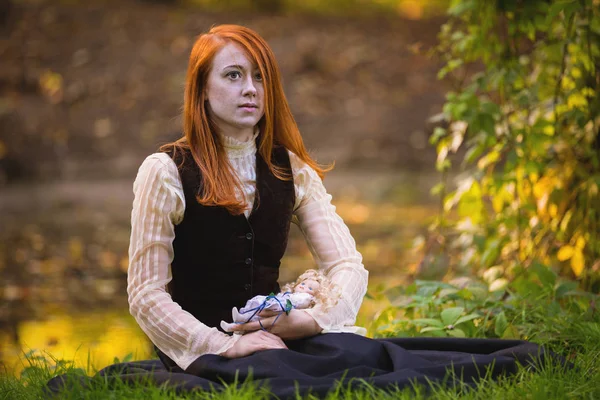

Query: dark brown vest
<box><xmin>164</xmin><ymin>141</ymin><xmax>295</xmax><ymax>331</ymax></box>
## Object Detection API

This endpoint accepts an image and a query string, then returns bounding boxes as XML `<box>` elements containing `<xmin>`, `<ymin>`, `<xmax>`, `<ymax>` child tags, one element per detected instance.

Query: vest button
<box><xmin>246</xmin><ymin>233</ymin><xmax>253</xmax><ymax>240</ymax></box>
<box><xmin>245</xmin><ymin>258</ymin><xmax>252</xmax><ymax>265</ymax></box>
<box><xmin>244</xmin><ymin>284</ymin><xmax>251</xmax><ymax>291</ymax></box>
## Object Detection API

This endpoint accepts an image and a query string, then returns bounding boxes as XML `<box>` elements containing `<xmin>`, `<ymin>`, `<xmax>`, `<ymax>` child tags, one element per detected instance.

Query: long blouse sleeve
<box><xmin>127</xmin><ymin>153</ymin><xmax>241</xmax><ymax>371</ymax></box>
<box><xmin>289</xmin><ymin>152</ymin><xmax>369</xmax><ymax>334</ymax></box>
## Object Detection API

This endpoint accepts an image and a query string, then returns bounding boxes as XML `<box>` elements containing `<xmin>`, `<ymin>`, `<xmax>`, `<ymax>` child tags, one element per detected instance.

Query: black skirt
<box><xmin>47</xmin><ymin>333</ymin><xmax>567</xmax><ymax>399</ymax></box>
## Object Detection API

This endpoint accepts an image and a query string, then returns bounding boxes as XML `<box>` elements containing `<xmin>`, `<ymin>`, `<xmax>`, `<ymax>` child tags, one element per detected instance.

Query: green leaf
<box><xmin>438</xmin><ymin>288</ymin><xmax>459</xmax><ymax>298</ymax></box>
<box><xmin>479</xmin><ymin>113</ymin><xmax>496</xmax><ymax>136</ymax></box>
<box><xmin>415</xmin><ymin>280</ymin><xmax>455</xmax><ymax>289</ymax></box>
<box><xmin>448</xmin><ymin>0</ymin><xmax>475</xmax><ymax>16</ymax></box>
<box><xmin>430</xmin><ymin>127</ymin><xmax>447</xmax><ymax>145</ymax></box>
<box><xmin>554</xmin><ymin>281</ymin><xmax>578</xmax><ymax>299</ymax></box>
<box><xmin>420</xmin><ymin>326</ymin><xmax>446</xmax><ymax>333</ymax></box>
<box><xmin>532</xmin><ymin>262</ymin><xmax>556</xmax><ymax>289</ymax></box>
<box><xmin>547</xmin><ymin>1</ymin><xmax>569</xmax><ymax>21</ymax></box>
<box><xmin>481</xmin><ymin>239</ymin><xmax>501</xmax><ymax>267</ymax></box>
<box><xmin>416</xmin><ymin>285</ymin><xmax>438</xmax><ymax>297</ymax></box>
<box><xmin>563</xmin><ymin>1</ymin><xmax>582</xmax><ymax>21</ymax></box>
<box><xmin>431</xmin><ymin>182</ymin><xmax>446</xmax><ymax>196</ymax></box>
<box><xmin>438</xmin><ymin>59</ymin><xmax>464</xmax><ymax>79</ymax></box>
<box><xmin>413</xmin><ymin>318</ymin><xmax>445</xmax><ymax>328</ymax></box>
<box><xmin>441</xmin><ymin>307</ymin><xmax>464</xmax><ymax>325</ymax></box>
<box><xmin>512</xmin><ymin>277</ymin><xmax>545</xmax><ymax>299</ymax></box>
<box><xmin>447</xmin><ymin>328</ymin><xmax>466</xmax><ymax>338</ymax></box>
<box><xmin>480</xmin><ymin>101</ymin><xmax>500</xmax><ymax>116</ymax></box>
<box><xmin>454</xmin><ymin>313</ymin><xmax>480</xmax><ymax>325</ymax></box>
<box><xmin>494</xmin><ymin>311</ymin><xmax>508</xmax><ymax>337</ymax></box>
<box><xmin>469</xmin><ymin>287</ymin><xmax>489</xmax><ymax>301</ymax></box>
<box><xmin>463</xmin><ymin>144</ymin><xmax>484</xmax><ymax>165</ymax></box>
<box><xmin>455</xmin><ymin>288</ymin><xmax>474</xmax><ymax>300</ymax></box>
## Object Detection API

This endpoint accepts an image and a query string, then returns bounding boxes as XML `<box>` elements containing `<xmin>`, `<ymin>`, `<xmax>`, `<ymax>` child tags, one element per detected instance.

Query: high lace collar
<box><xmin>219</xmin><ymin>130</ymin><xmax>259</xmax><ymax>159</ymax></box>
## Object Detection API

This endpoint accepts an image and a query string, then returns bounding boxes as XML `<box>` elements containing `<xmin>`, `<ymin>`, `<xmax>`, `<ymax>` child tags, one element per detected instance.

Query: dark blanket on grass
<box><xmin>47</xmin><ymin>333</ymin><xmax>565</xmax><ymax>398</ymax></box>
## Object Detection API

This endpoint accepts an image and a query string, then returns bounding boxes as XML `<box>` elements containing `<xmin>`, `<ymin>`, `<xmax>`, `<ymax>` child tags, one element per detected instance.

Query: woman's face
<box><xmin>205</xmin><ymin>42</ymin><xmax>265</xmax><ymax>139</ymax></box>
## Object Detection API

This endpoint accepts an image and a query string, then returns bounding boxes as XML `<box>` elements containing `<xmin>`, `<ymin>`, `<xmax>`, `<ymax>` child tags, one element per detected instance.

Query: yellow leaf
<box><xmin>571</xmin><ymin>251</ymin><xmax>585</xmax><ymax>277</ymax></box>
<box><xmin>556</xmin><ymin>104</ymin><xmax>569</xmax><ymax>115</ymax></box>
<box><xmin>549</xmin><ymin>204</ymin><xmax>558</xmax><ymax>218</ymax></box>
<box><xmin>576</xmin><ymin>236</ymin><xmax>586</xmax><ymax>249</ymax></box>
<box><xmin>561</xmin><ymin>76</ymin><xmax>576</xmax><ymax>91</ymax></box>
<box><xmin>492</xmin><ymin>195</ymin><xmax>504</xmax><ymax>213</ymax></box>
<box><xmin>492</xmin><ymin>186</ymin><xmax>512</xmax><ymax>213</ymax></box>
<box><xmin>477</xmin><ymin>150</ymin><xmax>500</xmax><ymax>170</ymax></box>
<box><xmin>567</xmin><ymin>93</ymin><xmax>588</xmax><ymax>110</ymax></box>
<box><xmin>557</xmin><ymin>245</ymin><xmax>575</xmax><ymax>261</ymax></box>
<box><xmin>542</xmin><ymin>125</ymin><xmax>555</xmax><ymax>136</ymax></box>
<box><xmin>533</xmin><ymin>177</ymin><xmax>551</xmax><ymax>199</ymax></box>
<box><xmin>581</xmin><ymin>87</ymin><xmax>595</xmax><ymax>98</ymax></box>
<box><xmin>489</xmin><ymin>278</ymin><xmax>509</xmax><ymax>292</ymax></box>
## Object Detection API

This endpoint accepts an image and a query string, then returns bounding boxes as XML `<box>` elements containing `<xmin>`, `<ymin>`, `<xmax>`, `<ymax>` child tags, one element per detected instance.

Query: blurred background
<box><xmin>0</xmin><ymin>0</ymin><xmax>451</xmax><ymax>375</ymax></box>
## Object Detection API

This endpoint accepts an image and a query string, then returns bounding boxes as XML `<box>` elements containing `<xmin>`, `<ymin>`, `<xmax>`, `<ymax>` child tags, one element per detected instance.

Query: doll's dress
<box><xmin>220</xmin><ymin>292</ymin><xmax>313</xmax><ymax>332</ymax></box>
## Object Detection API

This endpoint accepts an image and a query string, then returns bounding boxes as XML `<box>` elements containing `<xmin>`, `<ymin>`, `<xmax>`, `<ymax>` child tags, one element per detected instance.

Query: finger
<box><xmin>229</xmin><ymin>321</ymin><xmax>260</xmax><ymax>332</ymax></box>
<box><xmin>256</xmin><ymin>337</ymin><xmax>287</xmax><ymax>350</ymax></box>
<box><xmin>232</xmin><ymin>317</ymin><xmax>276</xmax><ymax>332</ymax></box>
<box><xmin>259</xmin><ymin>330</ymin><xmax>288</xmax><ymax>348</ymax></box>
<box><xmin>270</xmin><ymin>335</ymin><xmax>288</xmax><ymax>348</ymax></box>
<box><xmin>258</xmin><ymin>310</ymin><xmax>279</xmax><ymax>318</ymax></box>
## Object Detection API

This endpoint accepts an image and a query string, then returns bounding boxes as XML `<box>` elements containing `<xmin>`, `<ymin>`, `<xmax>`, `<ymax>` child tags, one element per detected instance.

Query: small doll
<box><xmin>220</xmin><ymin>269</ymin><xmax>341</xmax><ymax>332</ymax></box>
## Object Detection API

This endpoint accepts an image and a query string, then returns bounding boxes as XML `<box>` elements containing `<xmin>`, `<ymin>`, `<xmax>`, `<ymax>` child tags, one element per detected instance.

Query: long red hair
<box><xmin>161</xmin><ymin>24</ymin><xmax>331</xmax><ymax>215</ymax></box>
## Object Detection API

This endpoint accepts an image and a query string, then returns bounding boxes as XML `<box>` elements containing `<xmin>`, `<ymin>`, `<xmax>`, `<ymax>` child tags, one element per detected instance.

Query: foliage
<box><xmin>369</xmin><ymin>263</ymin><xmax>598</xmax><ymax>346</ymax></box>
<box><xmin>428</xmin><ymin>0</ymin><xmax>600</xmax><ymax>289</ymax></box>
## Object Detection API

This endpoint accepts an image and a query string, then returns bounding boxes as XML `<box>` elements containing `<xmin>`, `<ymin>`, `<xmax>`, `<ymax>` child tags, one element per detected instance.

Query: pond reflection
<box><xmin>1</xmin><ymin>310</ymin><xmax>153</xmax><ymax>376</ymax></box>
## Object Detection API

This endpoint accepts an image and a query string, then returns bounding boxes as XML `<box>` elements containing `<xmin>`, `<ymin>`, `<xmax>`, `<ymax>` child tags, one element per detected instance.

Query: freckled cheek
<box><xmin>208</xmin><ymin>83</ymin><xmax>235</xmax><ymax>108</ymax></box>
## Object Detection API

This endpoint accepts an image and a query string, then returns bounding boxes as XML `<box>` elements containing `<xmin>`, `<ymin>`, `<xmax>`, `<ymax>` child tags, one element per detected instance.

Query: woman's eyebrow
<box><xmin>222</xmin><ymin>64</ymin><xmax>246</xmax><ymax>71</ymax></box>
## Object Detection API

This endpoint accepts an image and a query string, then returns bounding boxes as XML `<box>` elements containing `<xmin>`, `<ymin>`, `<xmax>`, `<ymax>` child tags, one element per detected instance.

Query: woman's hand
<box><xmin>220</xmin><ymin>330</ymin><xmax>287</xmax><ymax>358</ymax></box>
<box><xmin>228</xmin><ymin>309</ymin><xmax>322</xmax><ymax>339</ymax></box>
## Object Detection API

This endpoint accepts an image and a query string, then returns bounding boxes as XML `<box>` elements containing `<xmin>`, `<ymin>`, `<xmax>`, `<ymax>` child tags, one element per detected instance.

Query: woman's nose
<box><xmin>242</xmin><ymin>77</ymin><xmax>257</xmax><ymax>97</ymax></box>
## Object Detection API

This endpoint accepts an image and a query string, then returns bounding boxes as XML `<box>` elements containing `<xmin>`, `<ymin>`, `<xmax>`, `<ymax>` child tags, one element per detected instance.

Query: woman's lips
<box><xmin>239</xmin><ymin>104</ymin><xmax>258</xmax><ymax>112</ymax></box>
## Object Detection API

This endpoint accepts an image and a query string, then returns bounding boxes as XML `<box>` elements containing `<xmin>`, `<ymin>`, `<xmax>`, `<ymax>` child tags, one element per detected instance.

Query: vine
<box><xmin>428</xmin><ymin>0</ymin><xmax>600</xmax><ymax>290</ymax></box>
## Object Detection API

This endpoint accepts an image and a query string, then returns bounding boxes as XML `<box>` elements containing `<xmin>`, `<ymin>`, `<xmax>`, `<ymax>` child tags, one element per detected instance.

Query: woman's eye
<box><xmin>227</xmin><ymin>71</ymin><xmax>241</xmax><ymax>79</ymax></box>
<box><xmin>254</xmin><ymin>73</ymin><xmax>263</xmax><ymax>81</ymax></box>
<box><xmin>309</xmin><ymin>287</ymin><xmax>313</xmax><ymax>290</ymax></box>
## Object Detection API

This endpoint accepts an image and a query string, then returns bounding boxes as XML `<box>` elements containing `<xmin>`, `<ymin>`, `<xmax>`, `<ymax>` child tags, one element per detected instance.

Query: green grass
<box><xmin>2</xmin><ymin>299</ymin><xmax>599</xmax><ymax>399</ymax></box>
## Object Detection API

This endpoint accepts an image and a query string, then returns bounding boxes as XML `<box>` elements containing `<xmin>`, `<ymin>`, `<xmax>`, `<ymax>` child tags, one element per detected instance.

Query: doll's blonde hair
<box><xmin>281</xmin><ymin>269</ymin><xmax>341</xmax><ymax>311</ymax></box>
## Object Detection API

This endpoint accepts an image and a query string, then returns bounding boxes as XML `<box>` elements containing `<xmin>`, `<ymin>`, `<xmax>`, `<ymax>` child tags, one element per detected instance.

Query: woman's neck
<box><xmin>219</xmin><ymin>127</ymin><xmax>255</xmax><ymax>143</ymax></box>
<box><xmin>219</xmin><ymin>129</ymin><xmax>259</xmax><ymax>158</ymax></box>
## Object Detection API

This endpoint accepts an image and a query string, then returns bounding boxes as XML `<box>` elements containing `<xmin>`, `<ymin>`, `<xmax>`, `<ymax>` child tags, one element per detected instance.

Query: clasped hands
<box><xmin>220</xmin><ymin>309</ymin><xmax>321</xmax><ymax>358</ymax></box>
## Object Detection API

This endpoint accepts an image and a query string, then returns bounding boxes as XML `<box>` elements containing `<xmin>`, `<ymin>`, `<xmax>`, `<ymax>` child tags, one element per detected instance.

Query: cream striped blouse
<box><xmin>127</xmin><ymin>133</ymin><xmax>369</xmax><ymax>370</ymax></box>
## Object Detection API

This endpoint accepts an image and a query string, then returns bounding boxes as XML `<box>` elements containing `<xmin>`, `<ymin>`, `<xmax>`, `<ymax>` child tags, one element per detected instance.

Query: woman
<box><xmin>127</xmin><ymin>24</ymin><xmax>369</xmax><ymax>372</ymax></box>
<box><xmin>47</xmin><ymin>24</ymin><xmax>559</xmax><ymax>398</ymax></box>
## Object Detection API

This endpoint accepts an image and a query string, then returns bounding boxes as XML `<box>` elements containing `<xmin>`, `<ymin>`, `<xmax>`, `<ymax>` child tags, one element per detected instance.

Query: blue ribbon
<box><xmin>236</xmin><ymin>292</ymin><xmax>294</xmax><ymax>331</ymax></box>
